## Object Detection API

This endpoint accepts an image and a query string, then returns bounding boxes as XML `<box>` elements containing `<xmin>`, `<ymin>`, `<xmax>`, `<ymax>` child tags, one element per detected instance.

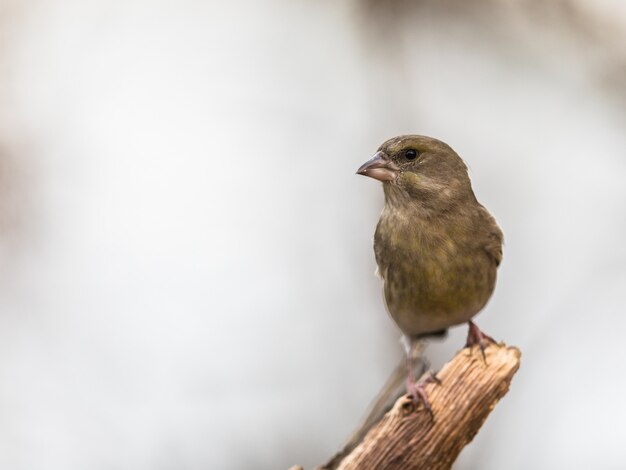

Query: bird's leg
<box><xmin>403</xmin><ymin>337</ymin><xmax>440</xmax><ymax>416</ymax></box>
<box><xmin>466</xmin><ymin>320</ymin><xmax>496</xmax><ymax>361</ymax></box>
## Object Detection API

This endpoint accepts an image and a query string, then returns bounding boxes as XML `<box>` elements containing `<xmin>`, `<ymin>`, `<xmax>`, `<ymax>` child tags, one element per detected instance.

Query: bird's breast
<box><xmin>374</xmin><ymin>207</ymin><xmax>496</xmax><ymax>337</ymax></box>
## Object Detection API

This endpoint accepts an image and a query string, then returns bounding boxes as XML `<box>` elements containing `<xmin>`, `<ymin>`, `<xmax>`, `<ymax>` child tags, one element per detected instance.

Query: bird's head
<box><xmin>357</xmin><ymin>135</ymin><xmax>474</xmax><ymax>209</ymax></box>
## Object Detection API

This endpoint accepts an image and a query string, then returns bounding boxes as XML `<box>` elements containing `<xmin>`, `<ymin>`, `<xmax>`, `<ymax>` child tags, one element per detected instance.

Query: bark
<box><xmin>318</xmin><ymin>343</ymin><xmax>521</xmax><ymax>470</ymax></box>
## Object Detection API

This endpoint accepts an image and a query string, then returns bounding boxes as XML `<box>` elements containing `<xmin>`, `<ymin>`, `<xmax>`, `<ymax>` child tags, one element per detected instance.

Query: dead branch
<box><xmin>317</xmin><ymin>343</ymin><xmax>521</xmax><ymax>470</ymax></box>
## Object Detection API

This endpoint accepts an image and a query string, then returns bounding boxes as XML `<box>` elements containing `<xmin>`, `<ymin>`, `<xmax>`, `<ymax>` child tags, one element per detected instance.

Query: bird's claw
<box><xmin>466</xmin><ymin>320</ymin><xmax>496</xmax><ymax>363</ymax></box>
<box><xmin>406</xmin><ymin>372</ymin><xmax>441</xmax><ymax>417</ymax></box>
<box><xmin>426</xmin><ymin>370</ymin><xmax>442</xmax><ymax>386</ymax></box>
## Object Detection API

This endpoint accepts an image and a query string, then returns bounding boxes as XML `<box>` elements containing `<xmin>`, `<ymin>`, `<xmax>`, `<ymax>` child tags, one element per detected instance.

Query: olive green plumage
<box><xmin>359</xmin><ymin>135</ymin><xmax>503</xmax><ymax>339</ymax></box>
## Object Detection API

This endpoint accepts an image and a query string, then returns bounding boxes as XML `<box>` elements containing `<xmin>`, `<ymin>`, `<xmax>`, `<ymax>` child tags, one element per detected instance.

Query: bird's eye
<box><xmin>405</xmin><ymin>149</ymin><xmax>418</xmax><ymax>160</ymax></box>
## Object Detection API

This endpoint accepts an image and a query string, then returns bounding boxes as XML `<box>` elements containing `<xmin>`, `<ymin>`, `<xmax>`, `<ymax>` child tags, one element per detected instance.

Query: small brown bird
<box><xmin>357</xmin><ymin>135</ymin><xmax>503</xmax><ymax>410</ymax></box>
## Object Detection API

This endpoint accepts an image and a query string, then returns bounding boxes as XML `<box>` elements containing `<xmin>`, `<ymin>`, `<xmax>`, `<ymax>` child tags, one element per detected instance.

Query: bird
<box><xmin>357</xmin><ymin>135</ymin><xmax>503</xmax><ymax>412</ymax></box>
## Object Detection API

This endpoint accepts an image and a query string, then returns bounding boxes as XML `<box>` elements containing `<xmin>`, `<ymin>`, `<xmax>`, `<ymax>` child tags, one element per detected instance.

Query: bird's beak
<box><xmin>356</xmin><ymin>151</ymin><xmax>399</xmax><ymax>182</ymax></box>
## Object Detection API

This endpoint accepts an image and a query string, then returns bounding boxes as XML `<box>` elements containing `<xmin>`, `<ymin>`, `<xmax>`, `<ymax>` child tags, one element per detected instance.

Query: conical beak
<box><xmin>356</xmin><ymin>151</ymin><xmax>399</xmax><ymax>182</ymax></box>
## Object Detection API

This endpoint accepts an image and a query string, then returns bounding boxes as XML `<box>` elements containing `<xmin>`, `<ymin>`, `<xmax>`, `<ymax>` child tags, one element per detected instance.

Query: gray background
<box><xmin>1</xmin><ymin>1</ymin><xmax>625</xmax><ymax>469</ymax></box>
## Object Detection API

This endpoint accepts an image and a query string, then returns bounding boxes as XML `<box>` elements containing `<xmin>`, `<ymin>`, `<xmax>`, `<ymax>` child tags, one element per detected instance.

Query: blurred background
<box><xmin>1</xmin><ymin>0</ymin><xmax>625</xmax><ymax>469</ymax></box>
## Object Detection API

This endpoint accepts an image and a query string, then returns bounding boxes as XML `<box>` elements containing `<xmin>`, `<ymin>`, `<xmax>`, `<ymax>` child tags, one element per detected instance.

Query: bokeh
<box><xmin>1</xmin><ymin>1</ymin><xmax>625</xmax><ymax>469</ymax></box>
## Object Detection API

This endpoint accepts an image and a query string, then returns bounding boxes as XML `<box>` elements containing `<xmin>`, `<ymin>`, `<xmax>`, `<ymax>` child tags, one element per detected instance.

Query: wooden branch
<box><xmin>318</xmin><ymin>343</ymin><xmax>521</xmax><ymax>470</ymax></box>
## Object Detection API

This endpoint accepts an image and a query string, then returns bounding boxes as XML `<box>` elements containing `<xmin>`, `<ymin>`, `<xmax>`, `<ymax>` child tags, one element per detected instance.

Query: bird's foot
<box><xmin>406</xmin><ymin>371</ymin><xmax>441</xmax><ymax>417</ymax></box>
<box><xmin>466</xmin><ymin>320</ymin><xmax>496</xmax><ymax>362</ymax></box>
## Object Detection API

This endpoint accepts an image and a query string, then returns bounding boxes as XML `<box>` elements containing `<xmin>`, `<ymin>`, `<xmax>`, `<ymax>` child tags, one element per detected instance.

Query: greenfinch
<box><xmin>357</xmin><ymin>135</ymin><xmax>503</xmax><ymax>409</ymax></box>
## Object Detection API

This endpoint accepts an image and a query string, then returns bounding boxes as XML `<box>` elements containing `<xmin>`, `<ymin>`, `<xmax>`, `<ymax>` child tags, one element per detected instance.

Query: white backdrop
<box><xmin>1</xmin><ymin>1</ymin><xmax>625</xmax><ymax>469</ymax></box>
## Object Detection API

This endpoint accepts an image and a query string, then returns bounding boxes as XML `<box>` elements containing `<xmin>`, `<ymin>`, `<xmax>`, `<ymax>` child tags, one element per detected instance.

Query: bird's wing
<box><xmin>478</xmin><ymin>206</ymin><xmax>504</xmax><ymax>267</ymax></box>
